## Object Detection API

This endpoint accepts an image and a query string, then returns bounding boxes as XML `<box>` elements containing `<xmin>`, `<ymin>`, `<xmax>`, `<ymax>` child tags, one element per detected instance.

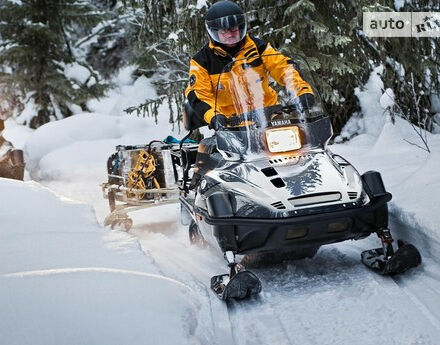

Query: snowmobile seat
<box><xmin>183</xmin><ymin>102</ymin><xmax>207</xmax><ymax>130</ymax></box>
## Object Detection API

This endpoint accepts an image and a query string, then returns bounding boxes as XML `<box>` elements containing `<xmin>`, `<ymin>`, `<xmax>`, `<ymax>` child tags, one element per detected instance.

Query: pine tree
<box><xmin>0</xmin><ymin>0</ymin><xmax>108</xmax><ymax>128</ymax></box>
<box><xmin>85</xmin><ymin>0</ymin><xmax>134</xmax><ymax>78</ymax></box>
<box><xmin>122</xmin><ymin>0</ymin><xmax>209</xmax><ymax>128</ymax></box>
<box><xmin>245</xmin><ymin>0</ymin><xmax>363</xmax><ymax>129</ymax></box>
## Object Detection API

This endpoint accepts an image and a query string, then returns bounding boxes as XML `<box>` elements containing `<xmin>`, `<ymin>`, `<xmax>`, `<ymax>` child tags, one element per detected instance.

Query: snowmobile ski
<box><xmin>211</xmin><ymin>270</ymin><xmax>262</xmax><ymax>300</ymax></box>
<box><xmin>361</xmin><ymin>239</ymin><xmax>421</xmax><ymax>275</ymax></box>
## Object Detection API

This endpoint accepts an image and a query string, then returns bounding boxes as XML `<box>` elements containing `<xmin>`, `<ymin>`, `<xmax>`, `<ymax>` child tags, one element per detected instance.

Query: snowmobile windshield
<box><xmin>213</xmin><ymin>53</ymin><xmax>332</xmax><ymax>162</ymax></box>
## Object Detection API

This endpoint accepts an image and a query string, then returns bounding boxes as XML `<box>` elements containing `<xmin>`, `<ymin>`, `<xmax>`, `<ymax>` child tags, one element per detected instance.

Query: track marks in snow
<box><xmin>347</xmin><ymin>215</ymin><xmax>440</xmax><ymax>336</ymax></box>
<box><xmin>227</xmin><ymin>248</ymin><xmax>361</xmax><ymax>345</ymax></box>
<box><xmin>229</xmin><ymin>246</ymin><xmax>439</xmax><ymax>345</ymax></box>
<box><xmin>128</xmin><ymin>207</ymin><xmax>440</xmax><ymax>345</ymax></box>
<box><xmin>391</xmin><ymin>268</ymin><xmax>440</xmax><ymax>333</ymax></box>
<box><xmin>131</xmin><ymin>220</ymin><xmax>235</xmax><ymax>345</ymax></box>
<box><xmin>228</xmin><ymin>294</ymin><xmax>316</xmax><ymax>345</ymax></box>
<box><xmin>340</xmin><ymin>243</ymin><xmax>440</xmax><ymax>343</ymax></box>
<box><xmin>4</xmin><ymin>267</ymin><xmax>192</xmax><ymax>289</ymax></box>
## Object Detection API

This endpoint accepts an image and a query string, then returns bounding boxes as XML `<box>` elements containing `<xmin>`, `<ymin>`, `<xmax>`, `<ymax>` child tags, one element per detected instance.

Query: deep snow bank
<box><xmin>0</xmin><ymin>178</ymin><xmax>205</xmax><ymax>345</ymax></box>
<box><xmin>24</xmin><ymin>111</ymin><xmax>179</xmax><ymax>182</ymax></box>
<box><xmin>332</xmin><ymin>66</ymin><xmax>440</xmax><ymax>253</ymax></box>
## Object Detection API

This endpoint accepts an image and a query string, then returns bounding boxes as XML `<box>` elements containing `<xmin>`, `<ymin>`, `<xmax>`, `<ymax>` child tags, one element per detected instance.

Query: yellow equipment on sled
<box><xmin>101</xmin><ymin>140</ymin><xmax>198</xmax><ymax>230</ymax></box>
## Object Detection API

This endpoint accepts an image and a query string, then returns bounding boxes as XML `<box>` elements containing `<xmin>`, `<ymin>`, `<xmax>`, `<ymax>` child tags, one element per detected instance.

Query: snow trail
<box><xmin>4</xmin><ymin>267</ymin><xmax>195</xmax><ymax>289</ymax></box>
<box><xmin>127</xmin><ymin>206</ymin><xmax>440</xmax><ymax>345</ymax></box>
<box><xmin>129</xmin><ymin>207</ymin><xmax>236</xmax><ymax>345</ymax></box>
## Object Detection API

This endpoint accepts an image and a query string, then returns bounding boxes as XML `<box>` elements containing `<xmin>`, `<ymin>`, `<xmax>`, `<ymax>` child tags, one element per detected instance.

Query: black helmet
<box><xmin>205</xmin><ymin>1</ymin><xmax>247</xmax><ymax>45</ymax></box>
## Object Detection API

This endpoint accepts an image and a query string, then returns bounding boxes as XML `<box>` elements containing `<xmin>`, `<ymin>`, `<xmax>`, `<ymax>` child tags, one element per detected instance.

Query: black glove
<box><xmin>299</xmin><ymin>93</ymin><xmax>315</xmax><ymax>110</ymax></box>
<box><xmin>209</xmin><ymin>114</ymin><xmax>228</xmax><ymax>130</ymax></box>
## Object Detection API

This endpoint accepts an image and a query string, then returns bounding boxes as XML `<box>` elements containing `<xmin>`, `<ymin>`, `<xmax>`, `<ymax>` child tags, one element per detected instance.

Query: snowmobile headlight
<box><xmin>265</xmin><ymin>126</ymin><xmax>301</xmax><ymax>153</ymax></box>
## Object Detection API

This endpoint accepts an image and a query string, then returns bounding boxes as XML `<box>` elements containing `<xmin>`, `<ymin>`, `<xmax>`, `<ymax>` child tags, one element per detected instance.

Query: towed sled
<box><xmin>101</xmin><ymin>138</ymin><xmax>197</xmax><ymax>230</ymax></box>
<box><xmin>102</xmin><ymin>54</ymin><xmax>421</xmax><ymax>300</ymax></box>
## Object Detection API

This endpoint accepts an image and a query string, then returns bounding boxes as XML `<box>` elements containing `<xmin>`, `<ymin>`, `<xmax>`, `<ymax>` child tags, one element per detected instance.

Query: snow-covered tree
<box><xmin>357</xmin><ymin>0</ymin><xmax>440</xmax><ymax>134</ymax></box>
<box><xmin>84</xmin><ymin>0</ymin><xmax>134</xmax><ymax>78</ymax></box>
<box><xmin>122</xmin><ymin>0</ymin><xmax>439</xmax><ymax>133</ymax></box>
<box><xmin>245</xmin><ymin>0</ymin><xmax>364</xmax><ymax>129</ymax></box>
<box><xmin>0</xmin><ymin>0</ymin><xmax>108</xmax><ymax>128</ymax></box>
<box><xmin>122</xmin><ymin>0</ymin><xmax>209</xmax><ymax>127</ymax></box>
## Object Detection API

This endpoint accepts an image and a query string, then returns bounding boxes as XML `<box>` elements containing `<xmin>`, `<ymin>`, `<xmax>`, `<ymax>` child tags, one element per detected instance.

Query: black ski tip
<box><xmin>386</xmin><ymin>243</ymin><xmax>422</xmax><ymax>275</ymax></box>
<box><xmin>361</xmin><ymin>242</ymin><xmax>422</xmax><ymax>275</ymax></box>
<box><xmin>211</xmin><ymin>271</ymin><xmax>262</xmax><ymax>300</ymax></box>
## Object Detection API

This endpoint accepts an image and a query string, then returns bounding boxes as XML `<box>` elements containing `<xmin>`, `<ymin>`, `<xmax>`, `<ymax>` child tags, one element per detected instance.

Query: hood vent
<box><xmin>271</xmin><ymin>201</ymin><xmax>286</xmax><ymax>210</ymax></box>
<box><xmin>348</xmin><ymin>191</ymin><xmax>358</xmax><ymax>200</ymax></box>
<box><xmin>269</xmin><ymin>155</ymin><xmax>301</xmax><ymax>165</ymax></box>
<box><xmin>261</xmin><ymin>167</ymin><xmax>278</xmax><ymax>177</ymax></box>
<box><xmin>271</xmin><ymin>178</ymin><xmax>286</xmax><ymax>188</ymax></box>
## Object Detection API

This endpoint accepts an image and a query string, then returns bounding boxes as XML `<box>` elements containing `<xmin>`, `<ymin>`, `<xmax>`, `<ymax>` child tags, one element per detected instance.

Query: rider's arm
<box><xmin>260</xmin><ymin>44</ymin><xmax>314</xmax><ymax>97</ymax></box>
<box><xmin>185</xmin><ymin>59</ymin><xmax>216</xmax><ymax>125</ymax></box>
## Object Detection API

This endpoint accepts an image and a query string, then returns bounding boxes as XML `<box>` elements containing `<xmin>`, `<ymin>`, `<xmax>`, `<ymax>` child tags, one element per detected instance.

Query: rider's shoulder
<box><xmin>248</xmin><ymin>35</ymin><xmax>268</xmax><ymax>54</ymax></box>
<box><xmin>191</xmin><ymin>43</ymin><xmax>211</xmax><ymax>69</ymax></box>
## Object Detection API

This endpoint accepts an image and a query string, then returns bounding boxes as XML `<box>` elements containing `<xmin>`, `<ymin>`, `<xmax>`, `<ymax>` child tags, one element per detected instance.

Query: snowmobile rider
<box><xmin>185</xmin><ymin>0</ymin><xmax>315</xmax><ymax>187</ymax></box>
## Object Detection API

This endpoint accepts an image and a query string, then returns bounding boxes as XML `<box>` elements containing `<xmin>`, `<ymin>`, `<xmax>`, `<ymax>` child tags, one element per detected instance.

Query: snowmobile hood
<box><xmin>203</xmin><ymin>151</ymin><xmax>365</xmax><ymax>218</ymax></box>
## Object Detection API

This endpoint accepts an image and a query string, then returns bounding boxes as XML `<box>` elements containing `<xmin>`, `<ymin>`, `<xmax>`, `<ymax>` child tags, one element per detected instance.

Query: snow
<box><xmin>379</xmin><ymin>88</ymin><xmax>395</xmax><ymax>109</ymax></box>
<box><xmin>2</xmin><ymin>63</ymin><xmax>440</xmax><ymax>344</ymax></box>
<box><xmin>394</xmin><ymin>0</ymin><xmax>406</xmax><ymax>10</ymax></box>
<box><xmin>431</xmin><ymin>93</ymin><xmax>440</xmax><ymax>113</ymax></box>
<box><xmin>115</xmin><ymin>65</ymin><xmax>137</xmax><ymax>86</ymax></box>
<box><xmin>1</xmin><ymin>117</ymin><xmax>34</xmax><ymax>149</ymax></box>
<box><xmin>87</xmin><ymin>70</ymin><xmax>158</xmax><ymax>117</ymax></box>
<box><xmin>433</xmin><ymin>113</ymin><xmax>440</xmax><ymax>134</ymax></box>
<box><xmin>353</xmin><ymin>66</ymin><xmax>386</xmax><ymax>137</ymax></box>
<box><xmin>64</xmin><ymin>62</ymin><xmax>91</xmax><ymax>85</ymax></box>
<box><xmin>167</xmin><ymin>32</ymin><xmax>179</xmax><ymax>41</ymax></box>
<box><xmin>333</xmin><ymin>115</ymin><xmax>440</xmax><ymax>238</ymax></box>
<box><xmin>15</xmin><ymin>93</ymin><xmax>37</xmax><ymax>126</ymax></box>
<box><xmin>333</xmin><ymin>67</ymin><xmax>440</xmax><ymax>240</ymax></box>
<box><xmin>196</xmin><ymin>0</ymin><xmax>208</xmax><ymax>10</ymax></box>
<box><xmin>0</xmin><ymin>179</ymin><xmax>205</xmax><ymax>345</ymax></box>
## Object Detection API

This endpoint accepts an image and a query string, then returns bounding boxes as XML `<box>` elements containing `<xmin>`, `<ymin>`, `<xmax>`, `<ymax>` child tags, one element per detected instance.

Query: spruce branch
<box><xmin>382</xmin><ymin>77</ymin><xmax>431</xmax><ymax>153</ymax></box>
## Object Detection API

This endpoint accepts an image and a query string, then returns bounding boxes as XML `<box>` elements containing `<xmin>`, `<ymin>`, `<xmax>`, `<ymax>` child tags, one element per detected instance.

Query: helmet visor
<box><xmin>206</xmin><ymin>14</ymin><xmax>247</xmax><ymax>45</ymax></box>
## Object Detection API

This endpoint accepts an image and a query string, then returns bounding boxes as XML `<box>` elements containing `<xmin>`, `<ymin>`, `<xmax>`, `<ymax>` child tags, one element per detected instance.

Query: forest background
<box><xmin>0</xmin><ymin>0</ymin><xmax>439</xmax><ymax>139</ymax></box>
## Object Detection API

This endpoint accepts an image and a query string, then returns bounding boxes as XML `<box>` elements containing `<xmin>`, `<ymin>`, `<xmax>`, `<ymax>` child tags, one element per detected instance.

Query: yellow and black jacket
<box><xmin>185</xmin><ymin>35</ymin><xmax>313</xmax><ymax>125</ymax></box>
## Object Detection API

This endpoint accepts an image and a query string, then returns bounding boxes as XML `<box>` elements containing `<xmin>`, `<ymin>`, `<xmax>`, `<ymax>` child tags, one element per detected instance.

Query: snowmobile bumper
<box><xmin>192</xmin><ymin>193</ymin><xmax>391</xmax><ymax>254</ymax></box>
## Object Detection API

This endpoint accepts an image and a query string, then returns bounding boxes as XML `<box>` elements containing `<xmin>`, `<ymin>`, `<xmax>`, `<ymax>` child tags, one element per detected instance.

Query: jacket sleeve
<box><xmin>185</xmin><ymin>59</ymin><xmax>216</xmax><ymax>125</ymax></box>
<box><xmin>260</xmin><ymin>44</ymin><xmax>314</xmax><ymax>97</ymax></box>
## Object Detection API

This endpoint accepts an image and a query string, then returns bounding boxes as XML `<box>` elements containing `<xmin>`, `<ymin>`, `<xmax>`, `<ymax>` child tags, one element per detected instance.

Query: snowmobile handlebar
<box><xmin>222</xmin><ymin>104</ymin><xmax>322</xmax><ymax>130</ymax></box>
<box><xmin>223</xmin><ymin>105</ymin><xmax>283</xmax><ymax>129</ymax></box>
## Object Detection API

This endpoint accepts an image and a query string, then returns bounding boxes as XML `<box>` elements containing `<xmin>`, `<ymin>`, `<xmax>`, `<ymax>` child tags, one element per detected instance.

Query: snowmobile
<box><xmin>102</xmin><ymin>53</ymin><xmax>421</xmax><ymax>300</ymax></box>
<box><xmin>177</xmin><ymin>54</ymin><xmax>421</xmax><ymax>300</ymax></box>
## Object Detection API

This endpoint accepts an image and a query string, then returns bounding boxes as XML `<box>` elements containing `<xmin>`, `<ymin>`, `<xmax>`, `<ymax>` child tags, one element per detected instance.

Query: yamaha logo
<box><xmin>270</xmin><ymin>119</ymin><xmax>292</xmax><ymax>126</ymax></box>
